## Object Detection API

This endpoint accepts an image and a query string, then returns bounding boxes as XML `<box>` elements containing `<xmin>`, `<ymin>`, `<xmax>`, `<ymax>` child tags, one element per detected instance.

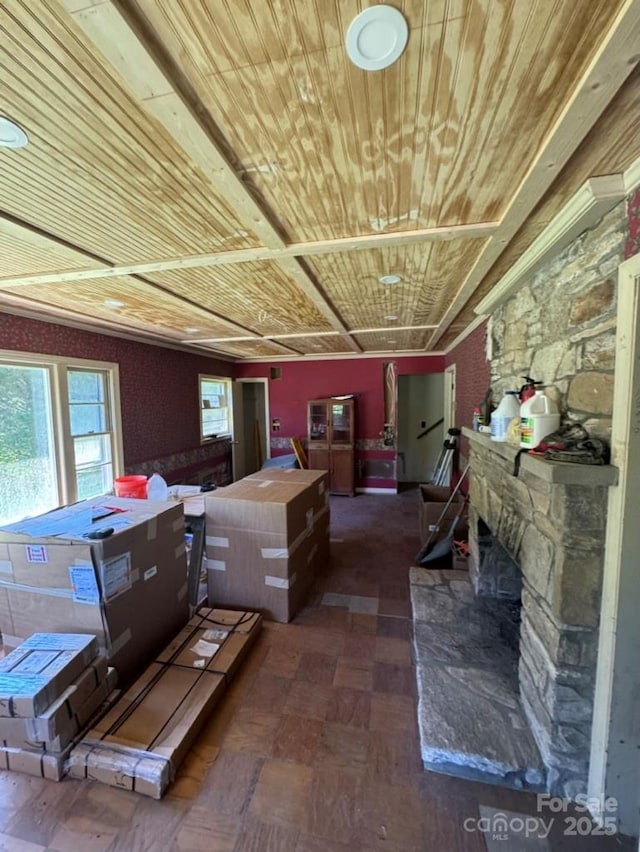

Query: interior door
<box><xmin>231</xmin><ymin>380</ymin><xmax>246</xmax><ymax>481</ymax></box>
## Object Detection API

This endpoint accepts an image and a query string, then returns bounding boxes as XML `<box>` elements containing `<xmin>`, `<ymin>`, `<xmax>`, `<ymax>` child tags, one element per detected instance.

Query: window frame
<box><xmin>199</xmin><ymin>374</ymin><xmax>233</xmax><ymax>443</ymax></box>
<box><xmin>0</xmin><ymin>349</ymin><xmax>124</xmax><ymax>511</ymax></box>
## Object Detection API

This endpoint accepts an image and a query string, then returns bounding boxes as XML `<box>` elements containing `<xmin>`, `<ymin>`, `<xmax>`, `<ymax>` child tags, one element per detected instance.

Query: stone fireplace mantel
<box><xmin>462</xmin><ymin>428</ymin><xmax>618</xmax><ymax>487</ymax></box>
<box><xmin>461</xmin><ymin>427</ymin><xmax>618</xmax><ymax>798</ymax></box>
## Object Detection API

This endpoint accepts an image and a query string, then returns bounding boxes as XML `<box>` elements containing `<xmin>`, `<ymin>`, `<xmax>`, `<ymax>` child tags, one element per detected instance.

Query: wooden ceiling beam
<box><xmin>58</xmin><ymin>0</ymin><xmax>361</xmax><ymax>353</ymax></box>
<box><xmin>0</xmin><ymin>221</ymin><xmax>496</xmax><ymax>287</ymax></box>
<box><xmin>426</xmin><ymin>0</ymin><xmax>640</xmax><ymax>348</ymax></box>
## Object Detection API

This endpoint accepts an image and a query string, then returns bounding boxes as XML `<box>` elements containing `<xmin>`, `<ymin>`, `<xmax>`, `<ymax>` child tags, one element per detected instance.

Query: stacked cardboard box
<box><xmin>67</xmin><ymin>607</ymin><xmax>262</xmax><ymax>798</ymax></box>
<box><xmin>0</xmin><ymin>497</ymin><xmax>189</xmax><ymax>681</ymax></box>
<box><xmin>0</xmin><ymin>633</ymin><xmax>118</xmax><ymax>780</ymax></box>
<box><xmin>205</xmin><ymin>471</ymin><xmax>330</xmax><ymax>621</ymax></box>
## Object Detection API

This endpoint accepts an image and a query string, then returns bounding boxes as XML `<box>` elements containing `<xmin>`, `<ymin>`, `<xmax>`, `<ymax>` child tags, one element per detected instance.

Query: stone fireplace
<box><xmin>464</xmin><ymin>428</ymin><xmax>617</xmax><ymax>797</ymax></box>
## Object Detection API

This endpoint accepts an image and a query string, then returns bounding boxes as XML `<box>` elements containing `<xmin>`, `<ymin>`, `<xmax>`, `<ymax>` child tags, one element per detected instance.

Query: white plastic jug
<box><xmin>146</xmin><ymin>472</ymin><xmax>169</xmax><ymax>501</ymax></box>
<box><xmin>491</xmin><ymin>391</ymin><xmax>520</xmax><ymax>442</ymax></box>
<box><xmin>520</xmin><ymin>390</ymin><xmax>560</xmax><ymax>449</ymax></box>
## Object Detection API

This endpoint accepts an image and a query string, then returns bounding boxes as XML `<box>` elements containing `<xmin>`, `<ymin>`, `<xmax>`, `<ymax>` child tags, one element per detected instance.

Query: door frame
<box><xmin>588</xmin><ymin>252</ymin><xmax>640</xmax><ymax>836</ymax></box>
<box><xmin>444</xmin><ymin>363</ymin><xmax>456</xmax><ymax>433</ymax></box>
<box><xmin>235</xmin><ymin>377</ymin><xmax>271</xmax><ymax>461</ymax></box>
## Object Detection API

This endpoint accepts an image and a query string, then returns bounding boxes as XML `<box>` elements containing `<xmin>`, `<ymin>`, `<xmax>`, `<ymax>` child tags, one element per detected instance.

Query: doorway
<box><xmin>232</xmin><ymin>378</ymin><xmax>269</xmax><ymax>481</ymax></box>
<box><xmin>397</xmin><ymin>374</ymin><xmax>445</xmax><ymax>484</ymax></box>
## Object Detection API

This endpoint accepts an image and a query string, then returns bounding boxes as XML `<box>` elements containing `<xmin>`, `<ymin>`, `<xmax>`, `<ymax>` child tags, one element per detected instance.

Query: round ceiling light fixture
<box><xmin>185</xmin><ymin>327</ymin><xmax>201</xmax><ymax>334</ymax></box>
<box><xmin>379</xmin><ymin>274</ymin><xmax>402</xmax><ymax>285</ymax></box>
<box><xmin>346</xmin><ymin>5</ymin><xmax>409</xmax><ymax>72</ymax></box>
<box><xmin>0</xmin><ymin>116</ymin><xmax>28</xmax><ymax>149</ymax></box>
<box><xmin>104</xmin><ymin>299</ymin><xmax>125</xmax><ymax>309</ymax></box>
<box><xmin>384</xmin><ymin>314</ymin><xmax>398</xmax><ymax>321</ymax></box>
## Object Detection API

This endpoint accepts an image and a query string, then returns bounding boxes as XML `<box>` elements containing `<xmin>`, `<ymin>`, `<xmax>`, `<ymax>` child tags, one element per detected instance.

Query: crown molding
<box><xmin>474</xmin><ymin>173</ymin><xmax>626</xmax><ymax>316</ymax></box>
<box><xmin>624</xmin><ymin>154</ymin><xmax>640</xmax><ymax>195</ymax></box>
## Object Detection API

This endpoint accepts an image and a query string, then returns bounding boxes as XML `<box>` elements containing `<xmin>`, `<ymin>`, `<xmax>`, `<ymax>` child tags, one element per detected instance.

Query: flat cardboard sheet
<box><xmin>67</xmin><ymin>607</ymin><xmax>262</xmax><ymax>798</ymax></box>
<box><xmin>0</xmin><ymin>633</ymin><xmax>99</xmax><ymax>718</ymax></box>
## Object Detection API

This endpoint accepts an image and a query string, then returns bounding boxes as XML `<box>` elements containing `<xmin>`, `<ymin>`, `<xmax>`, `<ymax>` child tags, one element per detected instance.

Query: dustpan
<box><xmin>416</xmin><ymin>494</ymin><xmax>469</xmax><ymax>565</ymax></box>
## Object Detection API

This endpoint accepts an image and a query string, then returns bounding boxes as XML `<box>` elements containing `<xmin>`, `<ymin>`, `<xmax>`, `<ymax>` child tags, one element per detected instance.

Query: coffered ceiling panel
<box><xmin>0</xmin><ymin>0</ymin><xmax>638</xmax><ymax>359</ymax></box>
<box><xmin>0</xmin><ymin>1</ymin><xmax>259</xmax><ymax>263</ymax></box>
<box><xmin>149</xmin><ymin>262</ymin><xmax>335</xmax><ymax>338</ymax></box>
<box><xmin>304</xmin><ymin>239</ymin><xmax>487</xmax><ymax>330</ymax></box>
<box><xmin>138</xmin><ymin>0</ymin><xmax>623</xmax><ymax>241</ymax></box>
<box><xmin>0</xmin><ymin>277</ymin><xmax>247</xmax><ymax>340</ymax></box>
<box><xmin>195</xmin><ymin>338</ymin><xmax>299</xmax><ymax>360</ymax></box>
<box><xmin>0</xmin><ymin>230</ymin><xmax>97</xmax><ymax>278</ymax></box>
<box><xmin>352</xmin><ymin>329</ymin><xmax>430</xmax><ymax>353</ymax></box>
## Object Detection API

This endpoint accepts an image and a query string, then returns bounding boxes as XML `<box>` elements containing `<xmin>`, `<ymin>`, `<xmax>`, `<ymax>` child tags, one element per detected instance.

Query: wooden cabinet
<box><xmin>307</xmin><ymin>398</ymin><xmax>355</xmax><ymax>496</ymax></box>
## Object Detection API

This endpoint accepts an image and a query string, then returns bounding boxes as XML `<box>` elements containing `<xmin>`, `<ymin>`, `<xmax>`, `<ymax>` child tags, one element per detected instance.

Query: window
<box><xmin>0</xmin><ymin>352</ymin><xmax>123</xmax><ymax>526</ymax></box>
<box><xmin>199</xmin><ymin>375</ymin><xmax>232</xmax><ymax>441</ymax></box>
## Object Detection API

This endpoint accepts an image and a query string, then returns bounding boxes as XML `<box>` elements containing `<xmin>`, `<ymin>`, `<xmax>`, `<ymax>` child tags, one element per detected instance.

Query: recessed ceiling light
<box><xmin>387</xmin><ymin>339</ymin><xmax>397</xmax><ymax>344</ymax></box>
<box><xmin>346</xmin><ymin>5</ymin><xmax>409</xmax><ymax>72</ymax></box>
<box><xmin>185</xmin><ymin>327</ymin><xmax>201</xmax><ymax>334</ymax></box>
<box><xmin>104</xmin><ymin>299</ymin><xmax>125</xmax><ymax>309</ymax></box>
<box><xmin>379</xmin><ymin>274</ymin><xmax>402</xmax><ymax>285</ymax></box>
<box><xmin>384</xmin><ymin>315</ymin><xmax>398</xmax><ymax>321</ymax></box>
<box><xmin>0</xmin><ymin>116</ymin><xmax>28</xmax><ymax>149</ymax></box>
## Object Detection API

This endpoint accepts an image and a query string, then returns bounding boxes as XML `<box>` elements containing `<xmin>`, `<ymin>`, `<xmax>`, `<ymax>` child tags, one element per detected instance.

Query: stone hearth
<box><xmin>410</xmin><ymin>567</ymin><xmax>545</xmax><ymax>790</ymax></box>
<box><xmin>463</xmin><ymin>429</ymin><xmax>617</xmax><ymax>798</ymax></box>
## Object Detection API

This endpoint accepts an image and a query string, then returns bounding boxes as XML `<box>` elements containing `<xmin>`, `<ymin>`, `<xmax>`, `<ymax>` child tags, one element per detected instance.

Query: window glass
<box><xmin>0</xmin><ymin>364</ymin><xmax>58</xmax><ymax>525</ymax></box>
<box><xmin>200</xmin><ymin>376</ymin><xmax>231</xmax><ymax>439</ymax></box>
<box><xmin>0</xmin><ymin>356</ymin><xmax>121</xmax><ymax>524</ymax></box>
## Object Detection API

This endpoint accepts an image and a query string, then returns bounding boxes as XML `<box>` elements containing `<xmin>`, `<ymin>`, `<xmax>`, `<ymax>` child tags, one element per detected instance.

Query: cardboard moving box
<box><xmin>418</xmin><ymin>484</ymin><xmax>461</xmax><ymax>541</ymax></box>
<box><xmin>0</xmin><ymin>667</ymin><xmax>117</xmax><ymax>752</ymax></box>
<box><xmin>0</xmin><ymin>633</ymin><xmax>99</xmax><ymax>718</ymax></box>
<box><xmin>205</xmin><ymin>476</ymin><xmax>330</xmax><ymax>621</ymax></box>
<box><xmin>67</xmin><ymin>607</ymin><xmax>262</xmax><ymax>798</ymax></box>
<box><xmin>0</xmin><ymin>497</ymin><xmax>189</xmax><ymax>681</ymax></box>
<box><xmin>0</xmin><ymin>677</ymin><xmax>119</xmax><ymax>782</ymax></box>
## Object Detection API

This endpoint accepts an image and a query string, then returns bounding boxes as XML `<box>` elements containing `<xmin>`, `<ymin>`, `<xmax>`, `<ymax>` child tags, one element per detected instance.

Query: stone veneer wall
<box><xmin>467</xmin><ymin>199</ymin><xmax>631</xmax><ymax>798</ymax></box>
<box><xmin>466</xmin><ymin>432</ymin><xmax>616</xmax><ymax>798</ymax></box>
<box><xmin>489</xmin><ymin>201</ymin><xmax>627</xmax><ymax>441</ymax></box>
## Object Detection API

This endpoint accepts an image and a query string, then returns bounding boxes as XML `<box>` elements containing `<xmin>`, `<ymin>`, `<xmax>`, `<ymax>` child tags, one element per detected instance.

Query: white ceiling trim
<box><xmin>623</xmin><ymin>154</ymin><xmax>640</xmax><ymax>194</ymax></box>
<box><xmin>474</xmin><ymin>174</ymin><xmax>626</xmax><ymax>315</ymax></box>
<box><xmin>230</xmin><ymin>349</ymin><xmax>447</xmax><ymax>364</ymax></box>
<box><xmin>426</xmin><ymin>0</ymin><xmax>640</xmax><ymax>349</ymax></box>
<box><xmin>186</xmin><ymin>324</ymin><xmax>438</xmax><ymax>344</ymax></box>
<box><xmin>58</xmin><ymin>0</ymin><xmax>362</xmax><ymax>353</ymax></box>
<box><xmin>0</xmin><ymin>304</ymin><xmax>236</xmax><ymax>362</ymax></box>
<box><xmin>0</xmin><ymin>221</ymin><xmax>498</xmax><ymax>290</ymax></box>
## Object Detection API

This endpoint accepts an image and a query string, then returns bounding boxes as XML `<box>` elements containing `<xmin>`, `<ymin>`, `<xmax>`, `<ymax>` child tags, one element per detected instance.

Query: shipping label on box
<box><xmin>0</xmin><ymin>633</ymin><xmax>99</xmax><ymax>718</ymax></box>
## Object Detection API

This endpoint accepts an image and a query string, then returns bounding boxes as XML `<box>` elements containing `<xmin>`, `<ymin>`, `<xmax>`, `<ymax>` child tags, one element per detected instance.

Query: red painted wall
<box><xmin>626</xmin><ymin>188</ymin><xmax>640</xmax><ymax>259</ymax></box>
<box><xmin>235</xmin><ymin>354</ymin><xmax>445</xmax><ymax>443</ymax></box>
<box><xmin>0</xmin><ymin>312</ymin><xmax>232</xmax><ymax>471</ymax></box>
<box><xmin>445</xmin><ymin>320</ymin><xmax>491</xmax><ymax>472</ymax></box>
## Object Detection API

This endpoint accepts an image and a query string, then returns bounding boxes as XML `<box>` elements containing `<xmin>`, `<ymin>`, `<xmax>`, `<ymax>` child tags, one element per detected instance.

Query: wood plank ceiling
<box><xmin>0</xmin><ymin>0</ymin><xmax>639</xmax><ymax>360</ymax></box>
